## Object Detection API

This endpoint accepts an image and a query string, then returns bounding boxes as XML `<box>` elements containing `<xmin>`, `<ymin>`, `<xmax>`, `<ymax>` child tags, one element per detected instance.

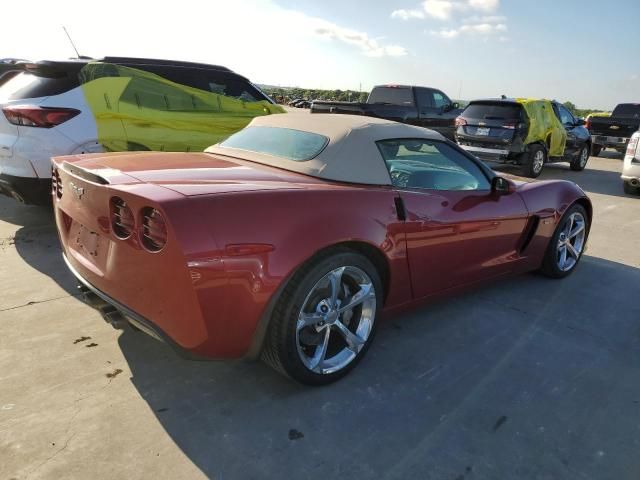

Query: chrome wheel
<box><xmin>296</xmin><ymin>266</ymin><xmax>376</xmax><ymax>375</ymax></box>
<box><xmin>556</xmin><ymin>212</ymin><xmax>586</xmax><ymax>272</ymax></box>
<box><xmin>533</xmin><ymin>150</ymin><xmax>545</xmax><ymax>174</ymax></box>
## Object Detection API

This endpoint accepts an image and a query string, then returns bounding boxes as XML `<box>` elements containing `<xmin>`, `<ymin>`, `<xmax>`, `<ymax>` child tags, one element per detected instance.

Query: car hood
<box><xmin>56</xmin><ymin>151</ymin><xmax>326</xmax><ymax>196</ymax></box>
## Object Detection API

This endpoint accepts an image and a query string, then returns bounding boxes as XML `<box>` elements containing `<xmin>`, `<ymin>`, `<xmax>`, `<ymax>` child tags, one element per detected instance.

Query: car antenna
<box><xmin>62</xmin><ymin>26</ymin><xmax>82</xmax><ymax>59</ymax></box>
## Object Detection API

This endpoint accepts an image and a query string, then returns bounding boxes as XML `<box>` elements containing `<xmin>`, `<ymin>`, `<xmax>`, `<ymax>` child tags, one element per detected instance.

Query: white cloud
<box><xmin>393</xmin><ymin>0</ymin><xmax>501</xmax><ymax>21</ymax></box>
<box><xmin>462</xmin><ymin>15</ymin><xmax>507</xmax><ymax>23</ymax></box>
<box><xmin>391</xmin><ymin>9</ymin><xmax>425</xmax><ymax>20</ymax></box>
<box><xmin>468</xmin><ymin>0</ymin><xmax>499</xmax><ymax>11</ymax></box>
<box><xmin>314</xmin><ymin>23</ymin><xmax>407</xmax><ymax>57</ymax></box>
<box><xmin>430</xmin><ymin>21</ymin><xmax>507</xmax><ymax>38</ymax></box>
<box><xmin>423</xmin><ymin>0</ymin><xmax>456</xmax><ymax>20</ymax></box>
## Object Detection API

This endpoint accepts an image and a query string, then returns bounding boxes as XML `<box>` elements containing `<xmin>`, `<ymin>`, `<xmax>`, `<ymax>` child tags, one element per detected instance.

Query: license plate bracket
<box><xmin>75</xmin><ymin>225</ymin><xmax>101</xmax><ymax>258</ymax></box>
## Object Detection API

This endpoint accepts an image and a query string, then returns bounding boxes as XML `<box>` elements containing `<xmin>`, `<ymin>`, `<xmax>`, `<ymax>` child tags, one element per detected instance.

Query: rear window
<box><xmin>219</xmin><ymin>126</ymin><xmax>328</xmax><ymax>161</ymax></box>
<box><xmin>463</xmin><ymin>103</ymin><xmax>522</xmax><ymax>120</ymax></box>
<box><xmin>368</xmin><ymin>87</ymin><xmax>415</xmax><ymax>106</ymax></box>
<box><xmin>612</xmin><ymin>103</ymin><xmax>640</xmax><ymax>119</ymax></box>
<box><xmin>0</xmin><ymin>72</ymin><xmax>79</xmax><ymax>101</ymax></box>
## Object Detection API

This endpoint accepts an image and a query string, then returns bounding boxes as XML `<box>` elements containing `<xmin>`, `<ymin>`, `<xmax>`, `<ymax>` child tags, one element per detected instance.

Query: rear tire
<box><xmin>570</xmin><ymin>145</ymin><xmax>589</xmax><ymax>171</ymax></box>
<box><xmin>590</xmin><ymin>144</ymin><xmax>602</xmax><ymax>157</ymax></box>
<box><xmin>520</xmin><ymin>144</ymin><xmax>546</xmax><ymax>178</ymax></box>
<box><xmin>261</xmin><ymin>249</ymin><xmax>382</xmax><ymax>385</ymax></box>
<box><xmin>539</xmin><ymin>204</ymin><xmax>589</xmax><ymax>279</ymax></box>
<box><xmin>623</xmin><ymin>181</ymin><xmax>640</xmax><ymax>195</ymax></box>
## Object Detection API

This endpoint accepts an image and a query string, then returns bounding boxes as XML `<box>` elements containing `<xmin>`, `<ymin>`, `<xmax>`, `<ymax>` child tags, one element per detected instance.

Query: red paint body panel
<box><xmin>52</xmin><ymin>152</ymin><xmax>591</xmax><ymax>360</ymax></box>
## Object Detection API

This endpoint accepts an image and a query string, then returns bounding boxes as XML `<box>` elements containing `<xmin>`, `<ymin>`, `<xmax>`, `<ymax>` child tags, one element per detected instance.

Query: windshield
<box><xmin>219</xmin><ymin>126</ymin><xmax>328</xmax><ymax>161</ymax></box>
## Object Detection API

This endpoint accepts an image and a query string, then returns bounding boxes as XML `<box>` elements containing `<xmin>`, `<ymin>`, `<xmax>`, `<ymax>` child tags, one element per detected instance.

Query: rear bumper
<box><xmin>64</xmin><ymin>253</ymin><xmax>209</xmax><ymax>361</ymax></box>
<box><xmin>458</xmin><ymin>144</ymin><xmax>516</xmax><ymax>164</ymax></box>
<box><xmin>0</xmin><ymin>173</ymin><xmax>51</xmax><ymax>204</ymax></box>
<box><xmin>591</xmin><ymin>135</ymin><xmax>629</xmax><ymax>148</ymax></box>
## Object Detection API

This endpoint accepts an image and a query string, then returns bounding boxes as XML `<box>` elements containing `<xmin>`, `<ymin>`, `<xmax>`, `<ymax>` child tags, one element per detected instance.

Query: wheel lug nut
<box><xmin>320</xmin><ymin>305</ymin><xmax>329</xmax><ymax>313</ymax></box>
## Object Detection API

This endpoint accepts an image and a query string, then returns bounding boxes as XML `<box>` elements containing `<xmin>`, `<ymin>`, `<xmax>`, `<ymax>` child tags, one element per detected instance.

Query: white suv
<box><xmin>0</xmin><ymin>57</ymin><xmax>280</xmax><ymax>204</ymax></box>
<box><xmin>622</xmin><ymin>130</ymin><xmax>640</xmax><ymax>195</ymax></box>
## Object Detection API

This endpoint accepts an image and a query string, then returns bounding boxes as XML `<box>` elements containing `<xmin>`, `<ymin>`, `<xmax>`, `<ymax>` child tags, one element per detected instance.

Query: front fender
<box><xmin>515</xmin><ymin>179</ymin><xmax>591</xmax><ymax>268</ymax></box>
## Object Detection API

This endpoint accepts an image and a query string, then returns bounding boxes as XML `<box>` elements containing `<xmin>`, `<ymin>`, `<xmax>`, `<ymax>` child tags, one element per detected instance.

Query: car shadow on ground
<box><xmin>115</xmin><ymin>255</ymin><xmax>640</xmax><ymax>479</ymax></box>
<box><xmin>0</xmin><ymin>198</ymin><xmax>78</xmax><ymax>295</ymax></box>
<box><xmin>494</xmin><ymin>160</ymin><xmax>631</xmax><ymax>199</ymax></box>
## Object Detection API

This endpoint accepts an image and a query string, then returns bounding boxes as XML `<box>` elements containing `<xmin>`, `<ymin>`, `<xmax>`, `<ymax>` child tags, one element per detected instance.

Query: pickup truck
<box><xmin>310</xmin><ymin>85</ymin><xmax>463</xmax><ymax>140</ymax></box>
<box><xmin>587</xmin><ymin>103</ymin><xmax>640</xmax><ymax>156</ymax></box>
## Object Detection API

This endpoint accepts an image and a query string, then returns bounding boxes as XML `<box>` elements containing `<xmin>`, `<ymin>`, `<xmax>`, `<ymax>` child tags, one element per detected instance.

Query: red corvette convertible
<box><xmin>52</xmin><ymin>114</ymin><xmax>591</xmax><ymax>385</ymax></box>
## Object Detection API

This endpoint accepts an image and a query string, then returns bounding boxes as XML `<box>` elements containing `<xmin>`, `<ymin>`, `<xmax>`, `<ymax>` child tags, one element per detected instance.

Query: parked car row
<box><xmin>0</xmin><ymin>54</ymin><xmax>631</xmax><ymax>385</ymax></box>
<box><xmin>288</xmin><ymin>98</ymin><xmax>311</xmax><ymax>108</ymax></box>
<box><xmin>311</xmin><ymin>86</ymin><xmax>593</xmax><ymax>178</ymax></box>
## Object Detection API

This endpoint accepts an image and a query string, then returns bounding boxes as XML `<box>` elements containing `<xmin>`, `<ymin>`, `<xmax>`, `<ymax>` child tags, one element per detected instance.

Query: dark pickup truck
<box><xmin>310</xmin><ymin>85</ymin><xmax>463</xmax><ymax>140</ymax></box>
<box><xmin>588</xmin><ymin>103</ymin><xmax>640</xmax><ymax>156</ymax></box>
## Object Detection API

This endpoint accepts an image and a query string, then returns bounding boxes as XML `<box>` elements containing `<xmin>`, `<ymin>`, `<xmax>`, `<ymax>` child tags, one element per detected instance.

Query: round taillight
<box><xmin>110</xmin><ymin>197</ymin><xmax>135</xmax><ymax>239</ymax></box>
<box><xmin>140</xmin><ymin>207</ymin><xmax>167</xmax><ymax>252</ymax></box>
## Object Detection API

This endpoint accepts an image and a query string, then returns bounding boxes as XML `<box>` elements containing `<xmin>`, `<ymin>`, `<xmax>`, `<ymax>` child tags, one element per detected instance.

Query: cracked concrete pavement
<box><xmin>1</xmin><ymin>153</ymin><xmax>639</xmax><ymax>480</ymax></box>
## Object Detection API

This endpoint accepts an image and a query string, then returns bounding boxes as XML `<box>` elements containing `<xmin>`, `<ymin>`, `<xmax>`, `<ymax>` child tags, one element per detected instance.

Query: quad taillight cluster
<box><xmin>51</xmin><ymin>167</ymin><xmax>63</xmax><ymax>199</ymax></box>
<box><xmin>109</xmin><ymin>197</ymin><xmax>167</xmax><ymax>252</ymax></box>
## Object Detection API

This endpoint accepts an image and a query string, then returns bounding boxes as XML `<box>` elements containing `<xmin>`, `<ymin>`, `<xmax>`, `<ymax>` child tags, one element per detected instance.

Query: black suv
<box><xmin>455</xmin><ymin>98</ymin><xmax>591</xmax><ymax>177</ymax></box>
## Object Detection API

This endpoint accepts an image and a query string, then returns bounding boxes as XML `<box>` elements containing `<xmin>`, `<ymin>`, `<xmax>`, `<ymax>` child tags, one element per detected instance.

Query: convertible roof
<box><xmin>206</xmin><ymin>113</ymin><xmax>445</xmax><ymax>185</ymax></box>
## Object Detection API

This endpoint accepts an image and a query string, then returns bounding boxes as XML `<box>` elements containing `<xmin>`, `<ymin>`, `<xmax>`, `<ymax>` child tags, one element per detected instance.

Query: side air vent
<box><xmin>110</xmin><ymin>197</ymin><xmax>135</xmax><ymax>239</ymax></box>
<box><xmin>140</xmin><ymin>207</ymin><xmax>167</xmax><ymax>252</ymax></box>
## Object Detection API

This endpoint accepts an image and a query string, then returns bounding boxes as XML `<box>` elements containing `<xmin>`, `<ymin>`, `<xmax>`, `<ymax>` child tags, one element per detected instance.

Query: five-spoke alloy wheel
<box><xmin>262</xmin><ymin>249</ymin><xmax>381</xmax><ymax>385</ymax></box>
<box><xmin>540</xmin><ymin>204</ymin><xmax>590</xmax><ymax>278</ymax></box>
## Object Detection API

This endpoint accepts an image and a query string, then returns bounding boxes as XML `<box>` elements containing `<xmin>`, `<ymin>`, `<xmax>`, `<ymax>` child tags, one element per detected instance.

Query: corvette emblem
<box><xmin>610</xmin><ymin>125</ymin><xmax>620</xmax><ymax>130</ymax></box>
<box><xmin>69</xmin><ymin>182</ymin><xmax>85</xmax><ymax>200</ymax></box>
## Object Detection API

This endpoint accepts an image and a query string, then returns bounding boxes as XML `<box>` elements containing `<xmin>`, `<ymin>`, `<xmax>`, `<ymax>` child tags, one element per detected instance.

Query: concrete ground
<box><xmin>1</xmin><ymin>153</ymin><xmax>639</xmax><ymax>480</ymax></box>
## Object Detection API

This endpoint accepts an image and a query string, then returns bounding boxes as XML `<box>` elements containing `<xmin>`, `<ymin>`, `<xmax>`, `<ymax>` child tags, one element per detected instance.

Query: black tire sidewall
<box><xmin>570</xmin><ymin>145</ymin><xmax>589</xmax><ymax>171</ymax></box>
<box><xmin>272</xmin><ymin>250</ymin><xmax>382</xmax><ymax>385</ymax></box>
<box><xmin>522</xmin><ymin>144</ymin><xmax>545</xmax><ymax>178</ymax></box>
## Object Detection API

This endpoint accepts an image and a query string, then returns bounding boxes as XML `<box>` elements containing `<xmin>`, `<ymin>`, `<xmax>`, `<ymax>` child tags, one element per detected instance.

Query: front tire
<box><xmin>262</xmin><ymin>249</ymin><xmax>382</xmax><ymax>385</ymax></box>
<box><xmin>539</xmin><ymin>204</ymin><xmax>589</xmax><ymax>278</ymax></box>
<box><xmin>590</xmin><ymin>144</ymin><xmax>602</xmax><ymax>157</ymax></box>
<box><xmin>570</xmin><ymin>145</ymin><xmax>589</xmax><ymax>171</ymax></box>
<box><xmin>521</xmin><ymin>144</ymin><xmax>546</xmax><ymax>178</ymax></box>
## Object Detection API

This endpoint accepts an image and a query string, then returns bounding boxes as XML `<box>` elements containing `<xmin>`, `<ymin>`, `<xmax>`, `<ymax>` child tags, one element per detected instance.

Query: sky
<box><xmin>2</xmin><ymin>0</ymin><xmax>639</xmax><ymax>109</ymax></box>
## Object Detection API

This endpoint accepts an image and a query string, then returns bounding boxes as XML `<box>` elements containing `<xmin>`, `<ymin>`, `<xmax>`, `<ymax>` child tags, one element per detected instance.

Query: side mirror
<box><xmin>452</xmin><ymin>102</ymin><xmax>460</xmax><ymax>109</ymax></box>
<box><xmin>491</xmin><ymin>176</ymin><xmax>515</xmax><ymax>195</ymax></box>
<box><xmin>575</xmin><ymin>118</ymin><xmax>586</xmax><ymax>126</ymax></box>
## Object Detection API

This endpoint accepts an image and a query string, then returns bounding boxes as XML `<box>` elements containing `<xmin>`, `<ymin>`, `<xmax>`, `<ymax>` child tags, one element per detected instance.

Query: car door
<box><xmin>377</xmin><ymin>138</ymin><xmax>529</xmax><ymax>298</ymax></box>
<box><xmin>554</xmin><ymin>103</ymin><xmax>579</xmax><ymax>157</ymax></box>
<box><xmin>415</xmin><ymin>88</ymin><xmax>456</xmax><ymax>139</ymax></box>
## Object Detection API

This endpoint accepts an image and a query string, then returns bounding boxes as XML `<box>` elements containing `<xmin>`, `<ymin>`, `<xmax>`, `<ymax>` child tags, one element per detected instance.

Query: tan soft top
<box><xmin>205</xmin><ymin>113</ymin><xmax>445</xmax><ymax>185</ymax></box>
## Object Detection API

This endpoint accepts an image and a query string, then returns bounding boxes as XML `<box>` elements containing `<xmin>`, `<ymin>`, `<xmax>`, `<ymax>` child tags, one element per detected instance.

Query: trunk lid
<box><xmin>57</xmin><ymin>151</ymin><xmax>323</xmax><ymax>196</ymax></box>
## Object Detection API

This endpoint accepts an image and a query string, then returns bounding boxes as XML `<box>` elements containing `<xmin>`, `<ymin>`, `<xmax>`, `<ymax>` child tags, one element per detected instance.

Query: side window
<box><xmin>415</xmin><ymin>88</ymin><xmax>434</xmax><ymax>109</ymax></box>
<box><xmin>556</xmin><ymin>105</ymin><xmax>575</xmax><ymax>126</ymax></box>
<box><xmin>377</xmin><ymin>138</ymin><xmax>491</xmax><ymax>191</ymax></box>
<box><xmin>433</xmin><ymin>91</ymin><xmax>450</xmax><ymax>109</ymax></box>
